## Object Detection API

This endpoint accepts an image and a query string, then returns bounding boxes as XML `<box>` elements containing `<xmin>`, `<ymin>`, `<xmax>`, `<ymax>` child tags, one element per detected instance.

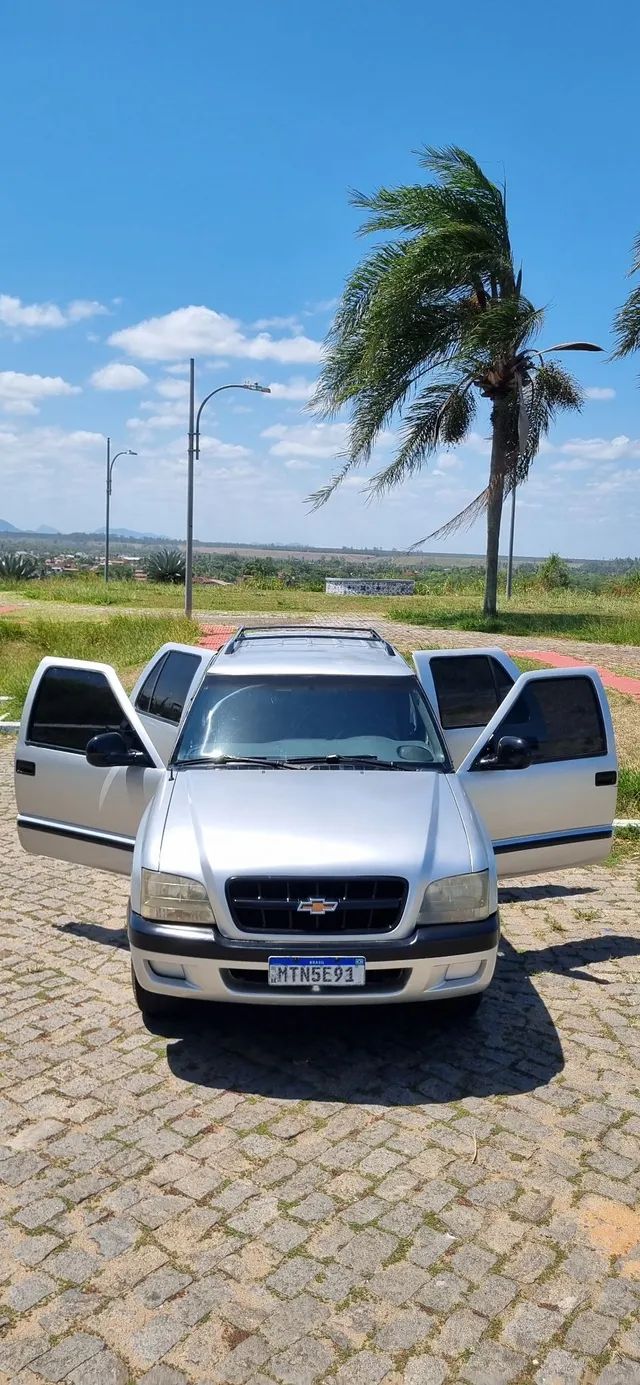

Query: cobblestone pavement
<box><xmin>1</xmin><ymin>743</ymin><xmax>640</xmax><ymax>1384</ymax></box>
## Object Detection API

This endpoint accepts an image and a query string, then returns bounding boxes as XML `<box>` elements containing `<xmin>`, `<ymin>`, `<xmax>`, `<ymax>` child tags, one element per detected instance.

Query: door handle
<box><xmin>16</xmin><ymin>760</ymin><xmax>36</xmax><ymax>777</ymax></box>
<box><xmin>595</xmin><ymin>770</ymin><xmax>617</xmax><ymax>786</ymax></box>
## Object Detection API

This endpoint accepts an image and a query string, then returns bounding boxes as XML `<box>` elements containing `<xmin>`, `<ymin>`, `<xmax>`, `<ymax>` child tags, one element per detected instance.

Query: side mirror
<box><xmin>477</xmin><ymin>735</ymin><xmax>532</xmax><ymax>771</ymax></box>
<box><xmin>86</xmin><ymin>731</ymin><xmax>148</xmax><ymax>767</ymax></box>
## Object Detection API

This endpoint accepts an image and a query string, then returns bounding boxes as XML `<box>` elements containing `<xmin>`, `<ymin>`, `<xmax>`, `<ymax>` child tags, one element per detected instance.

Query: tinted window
<box><xmin>135</xmin><ymin>654</ymin><xmax>168</xmax><ymax>714</ymax></box>
<box><xmin>28</xmin><ymin>667</ymin><xmax>138</xmax><ymax>753</ymax></box>
<box><xmin>174</xmin><ymin>674</ymin><xmax>448</xmax><ymax>768</ymax></box>
<box><xmin>147</xmin><ymin>652</ymin><xmax>200</xmax><ymax>724</ymax></box>
<box><xmin>431</xmin><ymin>655</ymin><xmax>513</xmax><ymax>730</ymax></box>
<box><xmin>479</xmin><ymin>676</ymin><xmax>606</xmax><ymax>764</ymax></box>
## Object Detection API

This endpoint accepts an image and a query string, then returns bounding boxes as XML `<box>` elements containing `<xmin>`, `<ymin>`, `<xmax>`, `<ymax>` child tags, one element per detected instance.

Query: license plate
<box><xmin>268</xmin><ymin>956</ymin><xmax>366</xmax><ymax>987</ymax></box>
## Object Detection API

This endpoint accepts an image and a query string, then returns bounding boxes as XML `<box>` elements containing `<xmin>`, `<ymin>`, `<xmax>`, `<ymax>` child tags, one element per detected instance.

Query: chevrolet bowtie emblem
<box><xmin>297</xmin><ymin>898</ymin><xmax>339</xmax><ymax>915</ymax></box>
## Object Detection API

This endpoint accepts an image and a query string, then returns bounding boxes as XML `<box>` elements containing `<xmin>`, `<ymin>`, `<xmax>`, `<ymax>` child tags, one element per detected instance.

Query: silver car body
<box><xmin>15</xmin><ymin>627</ymin><xmax>618</xmax><ymax>1007</ymax></box>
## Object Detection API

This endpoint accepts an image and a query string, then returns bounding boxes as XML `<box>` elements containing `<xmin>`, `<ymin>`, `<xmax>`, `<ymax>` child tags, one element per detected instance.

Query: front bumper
<box><xmin>129</xmin><ymin>910</ymin><xmax>500</xmax><ymax>1005</ymax></box>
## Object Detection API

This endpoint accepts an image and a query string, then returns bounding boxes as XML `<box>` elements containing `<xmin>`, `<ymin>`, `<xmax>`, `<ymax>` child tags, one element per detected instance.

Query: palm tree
<box><xmin>613</xmin><ymin>234</ymin><xmax>640</xmax><ymax>359</ymax></box>
<box><xmin>309</xmin><ymin>146</ymin><xmax>601</xmax><ymax>616</ymax></box>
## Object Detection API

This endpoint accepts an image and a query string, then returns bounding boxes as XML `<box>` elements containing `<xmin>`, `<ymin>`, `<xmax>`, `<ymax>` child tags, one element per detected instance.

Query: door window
<box><xmin>28</xmin><ymin>666</ymin><xmax>141</xmax><ymax>754</ymax></box>
<box><xmin>144</xmin><ymin>651</ymin><xmax>200</xmax><ymax>724</ymax></box>
<box><xmin>135</xmin><ymin>654</ymin><xmax>168</xmax><ymax>714</ymax></box>
<box><xmin>431</xmin><ymin>655</ymin><xmax>514</xmax><ymax>730</ymax></box>
<box><xmin>475</xmin><ymin>675</ymin><xmax>606</xmax><ymax>766</ymax></box>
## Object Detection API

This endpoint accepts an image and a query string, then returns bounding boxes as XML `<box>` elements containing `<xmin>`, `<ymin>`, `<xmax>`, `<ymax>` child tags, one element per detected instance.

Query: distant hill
<box><xmin>92</xmin><ymin>527</ymin><xmax>167</xmax><ymax>539</ymax></box>
<box><xmin>35</xmin><ymin>525</ymin><xmax>61</xmax><ymax>535</ymax></box>
<box><xmin>0</xmin><ymin>518</ymin><xmax>18</xmax><ymax>533</ymax></box>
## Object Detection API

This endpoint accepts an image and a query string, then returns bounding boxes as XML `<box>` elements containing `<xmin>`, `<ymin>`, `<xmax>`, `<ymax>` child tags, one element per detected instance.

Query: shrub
<box><xmin>0</xmin><ymin>552</ymin><xmax>40</xmax><ymax>580</ymax></box>
<box><xmin>536</xmin><ymin>552</ymin><xmax>570</xmax><ymax>590</ymax></box>
<box><xmin>146</xmin><ymin>548</ymin><xmax>185</xmax><ymax>584</ymax></box>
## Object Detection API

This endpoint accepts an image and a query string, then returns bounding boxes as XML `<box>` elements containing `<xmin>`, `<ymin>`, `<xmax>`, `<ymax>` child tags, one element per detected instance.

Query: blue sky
<box><xmin>1</xmin><ymin>0</ymin><xmax>639</xmax><ymax>557</ymax></box>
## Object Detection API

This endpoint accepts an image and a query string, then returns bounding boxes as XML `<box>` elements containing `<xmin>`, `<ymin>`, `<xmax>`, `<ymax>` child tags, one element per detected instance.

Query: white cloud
<box><xmin>109</xmin><ymin>305</ymin><xmax>323</xmax><ymax>365</ymax></box>
<box><xmin>284</xmin><ymin>458</ymin><xmax>317</xmax><ymax>471</ymax></box>
<box><xmin>0</xmin><ymin>294</ymin><xmax>107</xmax><ymax>332</ymax></box>
<box><xmin>584</xmin><ymin>386</ymin><xmax>616</xmax><ymax>401</ymax></box>
<box><xmin>198</xmin><ymin>435</ymin><xmax>251</xmax><ymax>460</ymax></box>
<box><xmin>557</xmin><ymin>434</ymin><xmax>640</xmax><ymax>461</ymax></box>
<box><xmin>549</xmin><ymin>458</ymin><xmax>593</xmax><ymax>472</ymax></box>
<box><xmin>252</xmin><ymin>315</ymin><xmax>302</xmax><ymax>333</ymax></box>
<box><xmin>90</xmin><ymin>362</ymin><xmax>149</xmax><ymax>391</ymax></box>
<box><xmin>263</xmin><ymin>421</ymin><xmax>348</xmax><ymax>458</ymax></box>
<box><xmin>0</xmin><ymin>371</ymin><xmax>81</xmax><ymax>415</ymax></box>
<box><xmin>66</xmin><ymin>299</ymin><xmax>109</xmax><ymax>323</ymax></box>
<box><xmin>155</xmin><ymin>377</ymin><xmax>189</xmax><ymax>400</ymax></box>
<box><xmin>267</xmin><ymin>376</ymin><xmax>316</xmax><ymax>402</ymax></box>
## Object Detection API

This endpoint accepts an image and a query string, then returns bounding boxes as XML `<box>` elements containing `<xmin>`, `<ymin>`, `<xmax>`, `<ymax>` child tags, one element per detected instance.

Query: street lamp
<box><xmin>184</xmin><ymin>358</ymin><xmax>271</xmax><ymax>617</ymax></box>
<box><xmin>105</xmin><ymin>438</ymin><xmax>137</xmax><ymax>582</ymax></box>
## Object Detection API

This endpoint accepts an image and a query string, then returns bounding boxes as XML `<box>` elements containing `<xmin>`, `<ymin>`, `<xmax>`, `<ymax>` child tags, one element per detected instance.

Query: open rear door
<box><xmin>413</xmin><ymin>648</ymin><xmax>519</xmax><ymax>769</ymax></box>
<box><xmin>457</xmin><ymin>668</ymin><xmax>617</xmax><ymax>877</ymax></box>
<box><xmin>130</xmin><ymin>643</ymin><xmax>212</xmax><ymax>761</ymax></box>
<box><xmin>15</xmin><ymin>658</ymin><xmax>164</xmax><ymax>875</ymax></box>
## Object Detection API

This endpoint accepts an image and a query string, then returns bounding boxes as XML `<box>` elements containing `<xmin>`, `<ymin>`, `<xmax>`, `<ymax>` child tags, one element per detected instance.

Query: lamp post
<box><xmin>184</xmin><ymin>358</ymin><xmax>271</xmax><ymax>617</ymax></box>
<box><xmin>104</xmin><ymin>438</ymin><xmax>137</xmax><ymax>582</ymax></box>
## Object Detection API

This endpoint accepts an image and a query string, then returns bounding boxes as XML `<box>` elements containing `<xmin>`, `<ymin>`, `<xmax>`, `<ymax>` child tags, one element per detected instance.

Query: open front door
<box><xmin>457</xmin><ymin>668</ymin><xmax>617</xmax><ymax>877</ymax></box>
<box><xmin>413</xmin><ymin>648</ymin><xmax>519</xmax><ymax>768</ymax></box>
<box><xmin>15</xmin><ymin>658</ymin><xmax>165</xmax><ymax>875</ymax></box>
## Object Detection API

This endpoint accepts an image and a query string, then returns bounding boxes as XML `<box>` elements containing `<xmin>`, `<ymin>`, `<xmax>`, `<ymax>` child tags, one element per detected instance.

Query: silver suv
<box><xmin>15</xmin><ymin>626</ymin><xmax>617</xmax><ymax>1020</ymax></box>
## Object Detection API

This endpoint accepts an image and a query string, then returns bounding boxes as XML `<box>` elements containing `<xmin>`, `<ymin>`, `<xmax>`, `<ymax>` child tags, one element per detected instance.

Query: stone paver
<box><xmin>1</xmin><ymin>742</ymin><xmax>640</xmax><ymax>1382</ymax></box>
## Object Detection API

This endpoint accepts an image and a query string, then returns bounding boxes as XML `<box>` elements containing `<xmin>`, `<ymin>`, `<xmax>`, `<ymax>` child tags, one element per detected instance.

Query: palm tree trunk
<box><xmin>483</xmin><ymin>399</ymin><xmax>509</xmax><ymax>617</ymax></box>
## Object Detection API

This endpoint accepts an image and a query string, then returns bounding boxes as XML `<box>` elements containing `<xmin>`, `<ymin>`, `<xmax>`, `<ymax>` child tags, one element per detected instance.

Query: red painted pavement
<box><xmin>198</xmin><ymin>624</ymin><xmax>235</xmax><ymax>650</ymax></box>
<box><xmin>518</xmin><ymin>650</ymin><xmax>640</xmax><ymax>700</ymax></box>
<box><xmin>0</xmin><ymin>605</ymin><xmax>18</xmax><ymax>615</ymax></box>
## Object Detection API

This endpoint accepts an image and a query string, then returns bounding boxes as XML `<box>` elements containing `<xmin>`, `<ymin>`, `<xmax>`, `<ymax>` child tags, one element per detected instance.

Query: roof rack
<box><xmin>225</xmin><ymin>625</ymin><xmax>395</xmax><ymax>656</ymax></box>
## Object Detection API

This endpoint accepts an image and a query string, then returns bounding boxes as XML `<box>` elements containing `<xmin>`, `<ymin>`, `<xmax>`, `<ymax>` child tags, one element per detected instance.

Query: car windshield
<box><xmin>173</xmin><ymin>674</ymin><xmax>448</xmax><ymax>768</ymax></box>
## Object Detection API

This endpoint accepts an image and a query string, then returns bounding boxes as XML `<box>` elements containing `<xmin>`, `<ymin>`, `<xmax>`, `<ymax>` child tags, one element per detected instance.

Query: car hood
<box><xmin>154</xmin><ymin>768</ymin><xmax>474</xmax><ymax>930</ymax></box>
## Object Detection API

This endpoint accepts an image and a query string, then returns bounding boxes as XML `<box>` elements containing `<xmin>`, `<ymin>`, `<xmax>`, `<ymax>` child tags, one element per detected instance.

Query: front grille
<box><xmin>226</xmin><ymin>877</ymin><xmax>408</xmax><ymax>935</ymax></box>
<box><xmin>222</xmin><ymin>967</ymin><xmax>410</xmax><ymax>994</ymax></box>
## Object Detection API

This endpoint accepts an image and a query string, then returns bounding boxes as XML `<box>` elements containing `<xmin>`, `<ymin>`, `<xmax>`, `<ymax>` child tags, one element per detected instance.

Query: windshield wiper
<box><xmin>284</xmin><ymin>754</ymin><xmax>419</xmax><ymax>770</ymax></box>
<box><xmin>176</xmin><ymin>754</ymin><xmax>293</xmax><ymax>769</ymax></box>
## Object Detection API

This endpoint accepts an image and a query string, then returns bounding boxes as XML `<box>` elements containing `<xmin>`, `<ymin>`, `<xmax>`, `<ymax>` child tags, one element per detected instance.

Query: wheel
<box><xmin>131</xmin><ymin>963</ymin><xmax>182</xmax><ymax>1020</ymax></box>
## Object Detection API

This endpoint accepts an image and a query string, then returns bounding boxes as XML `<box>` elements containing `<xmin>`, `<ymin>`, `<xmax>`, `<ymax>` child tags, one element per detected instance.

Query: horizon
<box><xmin>1</xmin><ymin>1</ymin><xmax>639</xmax><ymax>560</ymax></box>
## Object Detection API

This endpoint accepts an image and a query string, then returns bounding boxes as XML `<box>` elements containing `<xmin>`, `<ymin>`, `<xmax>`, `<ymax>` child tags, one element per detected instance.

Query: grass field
<box><xmin>3</xmin><ymin>577</ymin><xmax>640</xmax><ymax>646</ymax></box>
<box><xmin>0</xmin><ymin>613</ymin><xmax>200</xmax><ymax>712</ymax></box>
<box><xmin>1</xmin><ymin>598</ymin><xmax>638</xmax><ymax>822</ymax></box>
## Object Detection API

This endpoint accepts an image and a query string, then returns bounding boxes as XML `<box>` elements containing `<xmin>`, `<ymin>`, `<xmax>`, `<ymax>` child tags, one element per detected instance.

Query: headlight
<box><xmin>140</xmin><ymin>870</ymin><xmax>215</xmax><ymax>925</ymax></box>
<box><xmin>417</xmin><ymin>871</ymin><xmax>490</xmax><ymax>925</ymax></box>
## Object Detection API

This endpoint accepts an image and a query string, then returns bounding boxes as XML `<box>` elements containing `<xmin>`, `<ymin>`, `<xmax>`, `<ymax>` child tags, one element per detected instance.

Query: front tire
<box><xmin>131</xmin><ymin>964</ymin><xmax>182</xmax><ymax>1020</ymax></box>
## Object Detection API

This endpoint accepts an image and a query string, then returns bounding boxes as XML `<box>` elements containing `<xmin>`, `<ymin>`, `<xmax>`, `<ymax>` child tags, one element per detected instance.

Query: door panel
<box><xmin>15</xmin><ymin>658</ymin><xmax>164</xmax><ymax>875</ymax></box>
<box><xmin>413</xmin><ymin>648</ymin><xmax>519</xmax><ymax>768</ymax></box>
<box><xmin>131</xmin><ymin>644</ymin><xmax>211</xmax><ymax>760</ymax></box>
<box><xmin>457</xmin><ymin>668</ymin><xmax>617</xmax><ymax>877</ymax></box>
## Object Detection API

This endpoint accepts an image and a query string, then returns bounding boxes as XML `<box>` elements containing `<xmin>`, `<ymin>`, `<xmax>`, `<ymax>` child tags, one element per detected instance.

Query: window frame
<box><xmin>470</xmin><ymin>673</ymin><xmax>608</xmax><ymax>769</ymax></box>
<box><xmin>26</xmin><ymin>664</ymin><xmax>145</xmax><ymax>757</ymax></box>
<box><xmin>431</xmin><ymin>653</ymin><xmax>514</xmax><ymax>732</ymax></box>
<box><xmin>135</xmin><ymin>650</ymin><xmax>201</xmax><ymax>726</ymax></box>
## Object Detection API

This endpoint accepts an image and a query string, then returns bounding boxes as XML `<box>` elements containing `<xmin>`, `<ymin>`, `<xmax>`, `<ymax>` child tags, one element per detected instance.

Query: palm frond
<box><xmin>612</xmin><ymin>285</ymin><xmax>640</xmax><ymax>359</ymax></box>
<box><xmin>413</xmin><ymin>486</ymin><xmax>490</xmax><ymax>545</ymax></box>
<box><xmin>365</xmin><ymin>380</ymin><xmax>476</xmax><ymax>497</ymax></box>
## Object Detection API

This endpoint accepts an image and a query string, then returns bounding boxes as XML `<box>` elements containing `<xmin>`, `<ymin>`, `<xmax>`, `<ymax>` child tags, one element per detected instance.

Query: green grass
<box><xmin>0</xmin><ymin>613</ymin><xmax>200</xmax><ymax>713</ymax></box>
<box><xmin>617</xmin><ymin>767</ymin><xmax>640</xmax><ymax>819</ymax></box>
<box><xmin>389</xmin><ymin>588</ymin><xmax>640</xmax><ymax>646</ymax></box>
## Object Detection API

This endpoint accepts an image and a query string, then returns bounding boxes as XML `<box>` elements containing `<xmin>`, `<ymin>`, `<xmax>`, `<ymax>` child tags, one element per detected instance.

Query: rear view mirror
<box><xmin>86</xmin><ymin>731</ymin><xmax>148</xmax><ymax>767</ymax></box>
<box><xmin>477</xmin><ymin>735</ymin><xmax>532</xmax><ymax>771</ymax></box>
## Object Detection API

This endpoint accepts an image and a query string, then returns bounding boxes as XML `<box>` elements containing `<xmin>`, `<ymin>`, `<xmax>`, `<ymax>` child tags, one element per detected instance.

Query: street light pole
<box><xmin>104</xmin><ymin>439</ymin><xmax>137</xmax><ymax>582</ymax></box>
<box><xmin>184</xmin><ymin>364</ymin><xmax>270</xmax><ymax>617</ymax></box>
<box><xmin>505</xmin><ymin>480</ymin><xmax>517</xmax><ymax>599</ymax></box>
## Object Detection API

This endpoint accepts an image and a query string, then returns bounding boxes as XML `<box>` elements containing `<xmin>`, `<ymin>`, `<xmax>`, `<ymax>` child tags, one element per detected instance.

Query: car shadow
<box><xmin>159</xmin><ymin>935</ymin><xmax>580</xmax><ymax>1106</ymax></box>
<box><xmin>57</xmin><ymin>921</ymin><xmax>637</xmax><ymax>1103</ymax></box>
<box><xmin>499</xmin><ymin>883</ymin><xmax>598</xmax><ymax>903</ymax></box>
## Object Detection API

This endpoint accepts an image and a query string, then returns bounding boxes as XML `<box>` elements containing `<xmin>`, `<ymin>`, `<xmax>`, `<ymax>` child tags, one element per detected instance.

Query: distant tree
<box><xmin>309</xmin><ymin>146</ymin><xmax>601</xmax><ymax>616</ymax></box>
<box><xmin>536</xmin><ymin>552</ymin><xmax>570</xmax><ymax>590</ymax></box>
<box><xmin>146</xmin><ymin>548</ymin><xmax>185</xmax><ymax>584</ymax></box>
<box><xmin>613</xmin><ymin>234</ymin><xmax>640</xmax><ymax>359</ymax></box>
